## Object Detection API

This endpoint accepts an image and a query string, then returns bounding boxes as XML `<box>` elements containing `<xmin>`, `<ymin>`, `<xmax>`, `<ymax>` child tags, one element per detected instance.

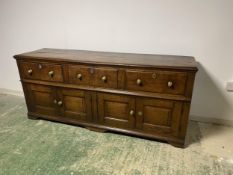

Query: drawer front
<box><xmin>19</xmin><ymin>62</ymin><xmax>38</xmax><ymax>79</ymax></box>
<box><xmin>68</xmin><ymin>65</ymin><xmax>93</xmax><ymax>86</ymax></box>
<box><xmin>126</xmin><ymin>70</ymin><xmax>187</xmax><ymax>95</ymax></box>
<box><xmin>19</xmin><ymin>62</ymin><xmax>63</xmax><ymax>82</ymax></box>
<box><xmin>68</xmin><ymin>65</ymin><xmax>118</xmax><ymax>88</ymax></box>
<box><xmin>94</xmin><ymin>67</ymin><xmax>118</xmax><ymax>89</ymax></box>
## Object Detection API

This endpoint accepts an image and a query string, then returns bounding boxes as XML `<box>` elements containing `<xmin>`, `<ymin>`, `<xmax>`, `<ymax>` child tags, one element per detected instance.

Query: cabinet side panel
<box><xmin>179</xmin><ymin>102</ymin><xmax>191</xmax><ymax>139</ymax></box>
<box><xmin>185</xmin><ymin>72</ymin><xmax>196</xmax><ymax>98</ymax></box>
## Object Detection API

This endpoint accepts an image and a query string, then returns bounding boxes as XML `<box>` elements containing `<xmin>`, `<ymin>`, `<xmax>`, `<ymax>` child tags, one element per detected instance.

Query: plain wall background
<box><xmin>0</xmin><ymin>0</ymin><xmax>233</xmax><ymax>122</ymax></box>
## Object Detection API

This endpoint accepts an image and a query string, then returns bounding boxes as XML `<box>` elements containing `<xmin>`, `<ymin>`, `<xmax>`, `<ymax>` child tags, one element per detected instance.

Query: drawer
<box><xmin>68</xmin><ymin>65</ymin><xmax>118</xmax><ymax>88</ymax></box>
<box><xmin>19</xmin><ymin>62</ymin><xmax>63</xmax><ymax>82</ymax></box>
<box><xmin>68</xmin><ymin>65</ymin><xmax>93</xmax><ymax>86</ymax></box>
<box><xmin>93</xmin><ymin>67</ymin><xmax>118</xmax><ymax>89</ymax></box>
<box><xmin>125</xmin><ymin>70</ymin><xmax>187</xmax><ymax>95</ymax></box>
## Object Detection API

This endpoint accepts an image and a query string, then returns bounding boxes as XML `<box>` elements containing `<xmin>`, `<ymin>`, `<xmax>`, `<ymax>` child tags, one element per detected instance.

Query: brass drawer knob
<box><xmin>77</xmin><ymin>73</ymin><xmax>82</xmax><ymax>80</ymax></box>
<box><xmin>168</xmin><ymin>81</ymin><xmax>173</xmax><ymax>88</ymax></box>
<box><xmin>138</xmin><ymin>111</ymin><xmax>143</xmax><ymax>116</ymax></box>
<box><xmin>101</xmin><ymin>76</ymin><xmax>107</xmax><ymax>82</ymax></box>
<box><xmin>136</xmin><ymin>79</ymin><xmax>142</xmax><ymax>86</ymax></box>
<box><xmin>28</xmin><ymin>69</ymin><xmax>33</xmax><ymax>75</ymax></box>
<box><xmin>53</xmin><ymin>99</ymin><xmax>57</xmax><ymax>104</ymax></box>
<box><xmin>129</xmin><ymin>110</ymin><xmax>134</xmax><ymax>116</ymax></box>
<box><xmin>57</xmin><ymin>101</ymin><xmax>63</xmax><ymax>106</ymax></box>
<box><xmin>48</xmin><ymin>71</ymin><xmax>54</xmax><ymax>77</ymax></box>
<box><xmin>152</xmin><ymin>73</ymin><xmax>157</xmax><ymax>79</ymax></box>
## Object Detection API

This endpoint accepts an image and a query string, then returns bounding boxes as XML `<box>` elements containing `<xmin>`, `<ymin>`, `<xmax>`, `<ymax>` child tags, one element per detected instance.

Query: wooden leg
<box><xmin>86</xmin><ymin>126</ymin><xmax>107</xmax><ymax>133</ymax></box>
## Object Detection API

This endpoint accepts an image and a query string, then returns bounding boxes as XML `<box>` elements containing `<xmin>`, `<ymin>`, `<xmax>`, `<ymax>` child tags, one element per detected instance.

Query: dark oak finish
<box><xmin>68</xmin><ymin>65</ymin><xmax>118</xmax><ymax>89</ymax></box>
<box><xmin>97</xmin><ymin>93</ymin><xmax>135</xmax><ymax>129</ymax></box>
<box><xmin>135</xmin><ymin>97</ymin><xmax>182</xmax><ymax>137</ymax></box>
<box><xmin>15</xmin><ymin>48</ymin><xmax>198</xmax><ymax>147</ymax></box>
<box><xmin>57</xmin><ymin>88</ymin><xmax>92</xmax><ymax>122</ymax></box>
<box><xmin>14</xmin><ymin>48</ymin><xmax>198</xmax><ymax>70</ymax></box>
<box><xmin>25</xmin><ymin>84</ymin><xmax>57</xmax><ymax>116</ymax></box>
<box><xmin>19</xmin><ymin>61</ymin><xmax>63</xmax><ymax>82</ymax></box>
<box><xmin>93</xmin><ymin>67</ymin><xmax>118</xmax><ymax>89</ymax></box>
<box><xmin>68</xmin><ymin>65</ymin><xmax>92</xmax><ymax>86</ymax></box>
<box><xmin>125</xmin><ymin>69</ymin><xmax>187</xmax><ymax>95</ymax></box>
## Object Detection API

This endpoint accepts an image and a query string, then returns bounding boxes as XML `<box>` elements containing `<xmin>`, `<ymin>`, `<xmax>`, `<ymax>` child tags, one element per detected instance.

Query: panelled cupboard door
<box><xmin>97</xmin><ymin>93</ymin><xmax>135</xmax><ymax>129</ymax></box>
<box><xmin>135</xmin><ymin>98</ymin><xmax>183</xmax><ymax>136</ymax></box>
<box><xmin>26</xmin><ymin>84</ymin><xmax>57</xmax><ymax>116</ymax></box>
<box><xmin>57</xmin><ymin>88</ymin><xmax>92</xmax><ymax>122</ymax></box>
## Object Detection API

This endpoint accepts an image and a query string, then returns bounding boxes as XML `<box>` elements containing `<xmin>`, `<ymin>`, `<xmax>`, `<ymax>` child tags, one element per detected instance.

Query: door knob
<box><xmin>129</xmin><ymin>110</ymin><xmax>134</xmax><ymax>116</ymax></box>
<box><xmin>28</xmin><ymin>69</ymin><xmax>33</xmax><ymax>75</ymax></box>
<box><xmin>77</xmin><ymin>73</ymin><xmax>82</xmax><ymax>80</ymax></box>
<box><xmin>48</xmin><ymin>71</ymin><xmax>54</xmax><ymax>77</ymax></box>
<box><xmin>101</xmin><ymin>76</ymin><xmax>107</xmax><ymax>82</ymax></box>
<box><xmin>168</xmin><ymin>81</ymin><xmax>173</xmax><ymax>88</ymax></box>
<box><xmin>136</xmin><ymin>79</ymin><xmax>142</xmax><ymax>86</ymax></box>
<box><xmin>57</xmin><ymin>101</ymin><xmax>63</xmax><ymax>106</ymax></box>
<box><xmin>138</xmin><ymin>111</ymin><xmax>143</xmax><ymax>116</ymax></box>
<box><xmin>152</xmin><ymin>73</ymin><xmax>157</xmax><ymax>79</ymax></box>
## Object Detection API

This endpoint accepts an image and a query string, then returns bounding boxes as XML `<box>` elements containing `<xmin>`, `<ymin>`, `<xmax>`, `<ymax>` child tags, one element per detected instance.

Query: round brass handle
<box><xmin>152</xmin><ymin>73</ymin><xmax>157</xmax><ymax>79</ymax></box>
<box><xmin>129</xmin><ymin>110</ymin><xmax>134</xmax><ymax>116</ymax></box>
<box><xmin>57</xmin><ymin>101</ymin><xmax>63</xmax><ymax>106</ymax></box>
<box><xmin>48</xmin><ymin>71</ymin><xmax>54</xmax><ymax>77</ymax></box>
<box><xmin>38</xmin><ymin>64</ymin><xmax>42</xmax><ymax>69</ymax></box>
<box><xmin>101</xmin><ymin>76</ymin><xmax>107</xmax><ymax>82</ymax></box>
<box><xmin>138</xmin><ymin>111</ymin><xmax>143</xmax><ymax>116</ymax></box>
<box><xmin>168</xmin><ymin>81</ymin><xmax>173</xmax><ymax>88</ymax></box>
<box><xmin>77</xmin><ymin>73</ymin><xmax>82</xmax><ymax>80</ymax></box>
<box><xmin>53</xmin><ymin>99</ymin><xmax>57</xmax><ymax>104</ymax></box>
<box><xmin>28</xmin><ymin>69</ymin><xmax>33</xmax><ymax>75</ymax></box>
<box><xmin>136</xmin><ymin>79</ymin><xmax>142</xmax><ymax>86</ymax></box>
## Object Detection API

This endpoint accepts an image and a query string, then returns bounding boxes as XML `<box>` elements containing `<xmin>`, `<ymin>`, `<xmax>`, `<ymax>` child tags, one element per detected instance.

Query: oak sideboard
<box><xmin>14</xmin><ymin>48</ymin><xmax>198</xmax><ymax>147</ymax></box>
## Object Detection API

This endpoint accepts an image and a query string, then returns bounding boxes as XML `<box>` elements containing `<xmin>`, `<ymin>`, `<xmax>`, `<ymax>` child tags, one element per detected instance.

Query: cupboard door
<box><xmin>26</xmin><ymin>84</ymin><xmax>57</xmax><ymax>116</ymax></box>
<box><xmin>58</xmin><ymin>88</ymin><xmax>92</xmax><ymax>122</ymax></box>
<box><xmin>136</xmin><ymin>98</ymin><xmax>183</xmax><ymax>136</ymax></box>
<box><xmin>97</xmin><ymin>93</ymin><xmax>135</xmax><ymax>129</ymax></box>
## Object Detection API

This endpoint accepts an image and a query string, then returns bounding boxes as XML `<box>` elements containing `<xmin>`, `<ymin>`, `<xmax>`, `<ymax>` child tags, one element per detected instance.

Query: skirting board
<box><xmin>190</xmin><ymin>115</ymin><xmax>233</xmax><ymax>127</ymax></box>
<box><xmin>0</xmin><ymin>88</ymin><xmax>232</xmax><ymax>127</ymax></box>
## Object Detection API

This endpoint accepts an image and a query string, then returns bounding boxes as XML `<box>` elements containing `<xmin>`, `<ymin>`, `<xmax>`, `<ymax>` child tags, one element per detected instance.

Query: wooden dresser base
<box><xmin>15</xmin><ymin>48</ymin><xmax>197</xmax><ymax>148</ymax></box>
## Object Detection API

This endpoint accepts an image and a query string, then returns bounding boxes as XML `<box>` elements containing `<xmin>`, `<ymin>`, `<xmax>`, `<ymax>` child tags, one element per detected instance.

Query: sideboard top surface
<box><xmin>14</xmin><ymin>48</ymin><xmax>198</xmax><ymax>70</ymax></box>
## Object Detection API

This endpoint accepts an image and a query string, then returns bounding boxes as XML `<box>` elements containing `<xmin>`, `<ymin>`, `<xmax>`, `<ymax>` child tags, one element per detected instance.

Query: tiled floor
<box><xmin>0</xmin><ymin>93</ymin><xmax>232</xmax><ymax>175</ymax></box>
